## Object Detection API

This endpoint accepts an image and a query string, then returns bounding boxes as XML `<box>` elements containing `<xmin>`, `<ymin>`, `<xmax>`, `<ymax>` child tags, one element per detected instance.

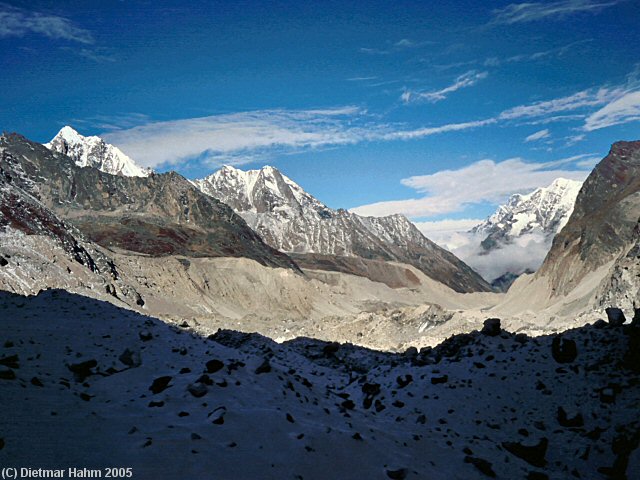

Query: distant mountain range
<box><xmin>194</xmin><ymin>165</ymin><xmax>491</xmax><ymax>293</ymax></box>
<box><xmin>1</xmin><ymin>132</ymin><xmax>296</xmax><ymax>271</ymax></box>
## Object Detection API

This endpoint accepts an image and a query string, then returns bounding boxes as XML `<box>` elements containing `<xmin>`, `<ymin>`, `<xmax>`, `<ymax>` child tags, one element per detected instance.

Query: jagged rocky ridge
<box><xmin>0</xmin><ymin>133</ymin><xmax>298</xmax><ymax>271</ymax></box>
<box><xmin>45</xmin><ymin>126</ymin><xmax>151</xmax><ymax>177</ymax></box>
<box><xmin>194</xmin><ymin>165</ymin><xmax>491</xmax><ymax>293</ymax></box>
<box><xmin>536</xmin><ymin>141</ymin><xmax>640</xmax><ymax>303</ymax></box>
<box><xmin>1</xmin><ymin>289</ymin><xmax>638</xmax><ymax>479</ymax></box>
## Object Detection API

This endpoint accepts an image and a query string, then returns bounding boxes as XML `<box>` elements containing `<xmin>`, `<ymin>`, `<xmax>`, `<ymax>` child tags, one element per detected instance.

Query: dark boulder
<box><xmin>119</xmin><ymin>348</ymin><xmax>141</xmax><ymax>368</ymax></box>
<box><xmin>205</xmin><ymin>359</ymin><xmax>224</xmax><ymax>374</ymax></box>
<box><xmin>502</xmin><ymin>437</ymin><xmax>548</xmax><ymax>467</ymax></box>
<box><xmin>551</xmin><ymin>336</ymin><xmax>577</xmax><ymax>363</ymax></box>
<box><xmin>385</xmin><ymin>468</ymin><xmax>408</xmax><ymax>479</ymax></box>
<box><xmin>464</xmin><ymin>456</ymin><xmax>496</xmax><ymax>477</ymax></box>
<box><xmin>187</xmin><ymin>383</ymin><xmax>208</xmax><ymax>398</ymax></box>
<box><xmin>605</xmin><ymin>307</ymin><xmax>626</xmax><ymax>326</ymax></box>
<box><xmin>431</xmin><ymin>375</ymin><xmax>448</xmax><ymax>385</ymax></box>
<box><xmin>481</xmin><ymin>318</ymin><xmax>501</xmax><ymax>336</ymax></box>
<box><xmin>557</xmin><ymin>406</ymin><xmax>584</xmax><ymax>428</ymax></box>
<box><xmin>255</xmin><ymin>359</ymin><xmax>271</xmax><ymax>374</ymax></box>
<box><xmin>67</xmin><ymin>359</ymin><xmax>98</xmax><ymax>382</ymax></box>
<box><xmin>149</xmin><ymin>375</ymin><xmax>172</xmax><ymax>394</ymax></box>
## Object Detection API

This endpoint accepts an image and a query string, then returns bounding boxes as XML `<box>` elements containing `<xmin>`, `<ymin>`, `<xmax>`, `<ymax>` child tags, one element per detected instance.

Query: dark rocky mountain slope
<box><xmin>536</xmin><ymin>141</ymin><xmax>640</xmax><ymax>300</ymax></box>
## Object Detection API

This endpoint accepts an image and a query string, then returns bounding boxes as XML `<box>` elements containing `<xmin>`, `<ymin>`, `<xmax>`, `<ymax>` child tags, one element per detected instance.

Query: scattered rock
<box><xmin>255</xmin><ymin>359</ymin><xmax>271</xmax><ymax>374</ymax></box>
<box><xmin>385</xmin><ymin>467</ymin><xmax>408</xmax><ymax>479</ymax></box>
<box><xmin>404</xmin><ymin>347</ymin><xmax>418</xmax><ymax>358</ymax></box>
<box><xmin>67</xmin><ymin>359</ymin><xmax>97</xmax><ymax>382</ymax></box>
<box><xmin>119</xmin><ymin>348</ymin><xmax>142</xmax><ymax>368</ymax></box>
<box><xmin>149</xmin><ymin>376</ymin><xmax>172</xmax><ymax>394</ymax></box>
<box><xmin>551</xmin><ymin>336</ymin><xmax>577</xmax><ymax>363</ymax></box>
<box><xmin>322</xmin><ymin>342</ymin><xmax>340</xmax><ymax>357</ymax></box>
<box><xmin>139</xmin><ymin>330</ymin><xmax>153</xmax><ymax>342</ymax></box>
<box><xmin>187</xmin><ymin>383</ymin><xmax>208</xmax><ymax>398</ymax></box>
<box><xmin>396</xmin><ymin>374</ymin><xmax>413</xmax><ymax>388</ymax></box>
<box><xmin>205</xmin><ymin>359</ymin><xmax>224</xmax><ymax>373</ymax></box>
<box><xmin>30</xmin><ymin>377</ymin><xmax>43</xmax><ymax>387</ymax></box>
<box><xmin>148</xmin><ymin>401</ymin><xmax>164</xmax><ymax>408</ymax></box>
<box><xmin>196</xmin><ymin>374</ymin><xmax>213</xmax><ymax>385</ymax></box>
<box><xmin>0</xmin><ymin>256</ymin><xmax>8</xmax><ymax>266</ymax></box>
<box><xmin>431</xmin><ymin>375</ymin><xmax>448</xmax><ymax>385</ymax></box>
<box><xmin>605</xmin><ymin>307</ymin><xmax>626</xmax><ymax>326</ymax></box>
<box><xmin>481</xmin><ymin>318</ymin><xmax>501</xmax><ymax>337</ymax></box>
<box><xmin>0</xmin><ymin>354</ymin><xmax>19</xmax><ymax>369</ymax></box>
<box><xmin>134</xmin><ymin>293</ymin><xmax>145</xmax><ymax>307</ymax></box>
<box><xmin>464</xmin><ymin>456</ymin><xmax>496</xmax><ymax>477</ymax></box>
<box><xmin>210</xmin><ymin>411</ymin><xmax>225</xmax><ymax>425</ymax></box>
<box><xmin>502</xmin><ymin>438</ymin><xmax>548</xmax><ymax>467</ymax></box>
<box><xmin>0</xmin><ymin>368</ymin><xmax>16</xmax><ymax>380</ymax></box>
<box><xmin>557</xmin><ymin>407</ymin><xmax>584</xmax><ymax>428</ymax></box>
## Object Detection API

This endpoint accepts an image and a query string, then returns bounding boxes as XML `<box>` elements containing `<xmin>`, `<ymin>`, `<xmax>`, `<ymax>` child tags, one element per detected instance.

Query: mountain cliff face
<box><xmin>45</xmin><ymin>126</ymin><xmax>151</xmax><ymax>177</ymax></box>
<box><xmin>194</xmin><ymin>165</ymin><xmax>491</xmax><ymax>293</ymax></box>
<box><xmin>473</xmin><ymin>178</ymin><xmax>582</xmax><ymax>252</ymax></box>
<box><xmin>0</xmin><ymin>133</ymin><xmax>298</xmax><ymax>271</ymax></box>
<box><xmin>536</xmin><ymin>141</ymin><xmax>640</xmax><ymax>300</ymax></box>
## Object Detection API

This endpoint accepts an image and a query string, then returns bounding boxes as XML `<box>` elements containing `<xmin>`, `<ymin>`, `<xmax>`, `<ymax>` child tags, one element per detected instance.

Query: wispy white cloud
<box><xmin>383</xmin><ymin>118</ymin><xmax>497</xmax><ymax>140</ymax></box>
<box><xmin>350</xmin><ymin>157</ymin><xmax>590</xmax><ymax>218</ymax></box>
<box><xmin>72</xmin><ymin>113</ymin><xmax>152</xmax><ymax>131</ymax></box>
<box><xmin>401</xmin><ymin>70</ymin><xmax>488</xmax><ymax>103</ymax></box>
<box><xmin>346</xmin><ymin>76</ymin><xmax>379</xmax><ymax>82</ymax></box>
<box><xmin>483</xmin><ymin>40</ymin><xmax>592</xmax><ymax>67</ymax></box>
<box><xmin>104</xmin><ymin>107</ymin><xmax>389</xmax><ymax>168</ymax></box>
<box><xmin>583</xmin><ymin>90</ymin><xmax>640</xmax><ymax>130</ymax></box>
<box><xmin>499</xmin><ymin>87</ymin><xmax>623</xmax><ymax>121</ymax></box>
<box><xmin>521</xmin><ymin>114</ymin><xmax>587</xmax><ymax>125</ymax></box>
<box><xmin>103</xmin><ymin>107</ymin><xmax>502</xmax><ymax>168</ymax></box>
<box><xmin>565</xmin><ymin>134</ymin><xmax>586</xmax><ymax>146</ymax></box>
<box><xmin>360</xmin><ymin>38</ymin><xmax>434</xmax><ymax>55</ymax></box>
<box><xmin>491</xmin><ymin>0</ymin><xmax>621</xmax><ymax>25</ymax></box>
<box><xmin>60</xmin><ymin>46</ymin><xmax>116</xmax><ymax>63</ymax></box>
<box><xmin>0</xmin><ymin>3</ymin><xmax>93</xmax><ymax>44</ymax></box>
<box><xmin>525</xmin><ymin>129</ymin><xmax>551</xmax><ymax>142</ymax></box>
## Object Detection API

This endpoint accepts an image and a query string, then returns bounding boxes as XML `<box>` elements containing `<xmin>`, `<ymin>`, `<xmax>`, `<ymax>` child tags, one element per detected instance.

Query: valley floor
<box><xmin>1</xmin><ymin>290</ymin><xmax>639</xmax><ymax>479</ymax></box>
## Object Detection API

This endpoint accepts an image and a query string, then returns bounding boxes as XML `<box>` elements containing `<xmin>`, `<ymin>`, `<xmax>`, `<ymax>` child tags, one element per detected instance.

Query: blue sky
<box><xmin>1</xmin><ymin>0</ymin><xmax>640</xmax><ymax>235</ymax></box>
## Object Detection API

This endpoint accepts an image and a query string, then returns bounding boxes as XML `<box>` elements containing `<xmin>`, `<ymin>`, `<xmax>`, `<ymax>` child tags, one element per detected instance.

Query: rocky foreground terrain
<box><xmin>1</xmin><ymin>289</ymin><xmax>639</xmax><ymax>479</ymax></box>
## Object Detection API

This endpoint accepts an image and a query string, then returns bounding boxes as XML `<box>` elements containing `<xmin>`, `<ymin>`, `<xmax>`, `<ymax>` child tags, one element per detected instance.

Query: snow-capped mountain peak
<box><xmin>473</xmin><ymin>177</ymin><xmax>583</xmax><ymax>241</ymax></box>
<box><xmin>194</xmin><ymin>164</ymin><xmax>330</xmax><ymax>218</ymax></box>
<box><xmin>45</xmin><ymin>126</ymin><xmax>151</xmax><ymax>177</ymax></box>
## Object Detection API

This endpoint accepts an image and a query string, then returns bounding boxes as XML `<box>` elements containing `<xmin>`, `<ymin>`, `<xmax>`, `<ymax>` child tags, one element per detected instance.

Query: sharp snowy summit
<box><xmin>194</xmin><ymin>165</ymin><xmax>492</xmax><ymax>293</ymax></box>
<box><xmin>472</xmin><ymin>178</ymin><xmax>583</xmax><ymax>251</ymax></box>
<box><xmin>45</xmin><ymin>126</ymin><xmax>151</xmax><ymax>178</ymax></box>
<box><xmin>434</xmin><ymin>178</ymin><xmax>584</xmax><ymax>290</ymax></box>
